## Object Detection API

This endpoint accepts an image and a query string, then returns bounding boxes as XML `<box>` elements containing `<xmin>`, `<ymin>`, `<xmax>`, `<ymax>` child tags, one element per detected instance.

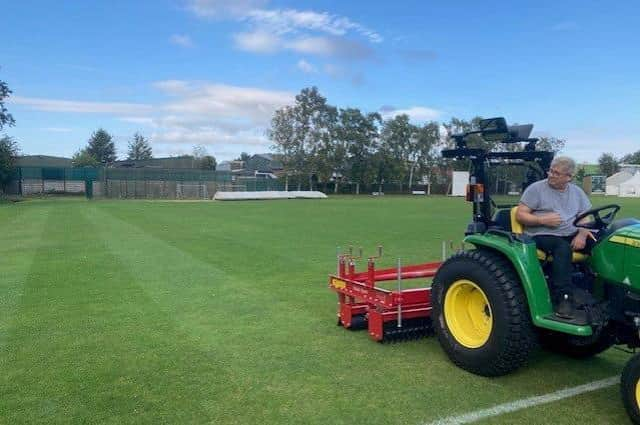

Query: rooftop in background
<box><xmin>16</xmin><ymin>155</ymin><xmax>73</xmax><ymax>168</ymax></box>
<box><xmin>245</xmin><ymin>153</ymin><xmax>283</xmax><ymax>173</ymax></box>
<box><xmin>621</xmin><ymin>164</ymin><xmax>640</xmax><ymax>174</ymax></box>
<box><xmin>113</xmin><ymin>156</ymin><xmax>200</xmax><ymax>169</ymax></box>
<box><xmin>217</xmin><ymin>160</ymin><xmax>245</xmax><ymax>172</ymax></box>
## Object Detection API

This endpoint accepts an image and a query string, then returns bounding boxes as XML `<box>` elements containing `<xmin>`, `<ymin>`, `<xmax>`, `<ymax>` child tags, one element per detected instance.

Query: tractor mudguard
<box><xmin>464</xmin><ymin>232</ymin><xmax>593</xmax><ymax>336</ymax></box>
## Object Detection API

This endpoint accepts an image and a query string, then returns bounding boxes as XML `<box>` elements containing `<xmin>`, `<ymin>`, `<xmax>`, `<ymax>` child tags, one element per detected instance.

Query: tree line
<box><xmin>598</xmin><ymin>152</ymin><xmax>640</xmax><ymax>177</ymax></box>
<box><xmin>268</xmin><ymin>87</ymin><xmax>570</xmax><ymax>193</ymax></box>
<box><xmin>71</xmin><ymin>130</ymin><xmax>216</xmax><ymax>170</ymax></box>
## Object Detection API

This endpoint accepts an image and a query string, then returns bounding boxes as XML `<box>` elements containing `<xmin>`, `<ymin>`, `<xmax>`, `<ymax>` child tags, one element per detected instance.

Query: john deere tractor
<box><xmin>432</xmin><ymin>117</ymin><xmax>640</xmax><ymax>422</ymax></box>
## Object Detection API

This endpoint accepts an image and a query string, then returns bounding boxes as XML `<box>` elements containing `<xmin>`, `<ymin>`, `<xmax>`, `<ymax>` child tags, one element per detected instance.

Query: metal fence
<box><xmin>7</xmin><ymin>166</ymin><xmax>461</xmax><ymax>199</ymax></box>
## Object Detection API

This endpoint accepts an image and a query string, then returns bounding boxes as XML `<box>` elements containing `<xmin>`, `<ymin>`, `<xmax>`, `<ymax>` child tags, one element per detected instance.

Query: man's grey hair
<box><xmin>551</xmin><ymin>156</ymin><xmax>576</xmax><ymax>175</ymax></box>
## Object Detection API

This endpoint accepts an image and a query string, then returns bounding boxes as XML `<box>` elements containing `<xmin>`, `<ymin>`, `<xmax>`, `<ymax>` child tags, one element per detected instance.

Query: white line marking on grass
<box><xmin>427</xmin><ymin>376</ymin><xmax>618</xmax><ymax>425</ymax></box>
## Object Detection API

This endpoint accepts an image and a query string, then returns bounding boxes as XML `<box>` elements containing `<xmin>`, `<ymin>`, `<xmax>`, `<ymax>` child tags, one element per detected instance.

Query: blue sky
<box><xmin>1</xmin><ymin>0</ymin><xmax>638</xmax><ymax>162</ymax></box>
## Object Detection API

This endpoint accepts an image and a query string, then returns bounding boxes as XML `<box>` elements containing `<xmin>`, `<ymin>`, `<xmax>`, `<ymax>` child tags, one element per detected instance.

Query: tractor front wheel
<box><xmin>432</xmin><ymin>249</ymin><xmax>537</xmax><ymax>377</ymax></box>
<box><xmin>621</xmin><ymin>354</ymin><xmax>640</xmax><ymax>424</ymax></box>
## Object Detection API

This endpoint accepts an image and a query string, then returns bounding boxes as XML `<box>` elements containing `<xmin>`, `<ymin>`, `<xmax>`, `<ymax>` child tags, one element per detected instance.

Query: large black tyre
<box><xmin>621</xmin><ymin>354</ymin><xmax>640</xmax><ymax>424</ymax></box>
<box><xmin>539</xmin><ymin>329</ymin><xmax>613</xmax><ymax>358</ymax></box>
<box><xmin>432</xmin><ymin>249</ymin><xmax>537</xmax><ymax>377</ymax></box>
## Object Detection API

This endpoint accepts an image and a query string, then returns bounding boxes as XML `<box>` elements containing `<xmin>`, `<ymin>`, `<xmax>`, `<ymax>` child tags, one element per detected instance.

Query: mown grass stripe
<box><xmin>0</xmin><ymin>205</ymin><xmax>50</xmax><ymax>350</ymax></box>
<box><xmin>2</xmin><ymin>204</ymin><xmax>235</xmax><ymax>423</ymax></box>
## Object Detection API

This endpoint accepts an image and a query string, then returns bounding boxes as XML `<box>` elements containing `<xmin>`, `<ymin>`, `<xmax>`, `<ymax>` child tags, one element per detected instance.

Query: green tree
<box><xmin>86</xmin><ymin>129</ymin><xmax>116</xmax><ymax>164</ymax></box>
<box><xmin>574</xmin><ymin>167</ymin><xmax>586</xmax><ymax>185</ymax></box>
<box><xmin>236</xmin><ymin>152</ymin><xmax>251</xmax><ymax>162</ymax></box>
<box><xmin>0</xmin><ymin>135</ymin><xmax>19</xmax><ymax>192</ymax></box>
<box><xmin>537</xmin><ymin>136</ymin><xmax>565</xmax><ymax>154</ymax></box>
<box><xmin>127</xmin><ymin>133</ymin><xmax>152</xmax><ymax>160</ymax></box>
<box><xmin>71</xmin><ymin>149</ymin><xmax>99</xmax><ymax>167</ymax></box>
<box><xmin>598</xmin><ymin>153</ymin><xmax>619</xmax><ymax>176</ymax></box>
<box><xmin>0</xmin><ymin>78</ymin><xmax>15</xmax><ymax>131</ymax></box>
<box><xmin>200</xmin><ymin>155</ymin><xmax>216</xmax><ymax>170</ymax></box>
<box><xmin>0</xmin><ymin>76</ymin><xmax>17</xmax><ymax>193</ymax></box>
<box><xmin>268</xmin><ymin>105</ymin><xmax>297</xmax><ymax>189</ymax></box>
<box><xmin>621</xmin><ymin>150</ymin><xmax>640</xmax><ymax>165</ymax></box>
<box><xmin>380</xmin><ymin>114</ymin><xmax>417</xmax><ymax>188</ymax></box>
<box><xmin>192</xmin><ymin>145</ymin><xmax>216</xmax><ymax>170</ymax></box>
<box><xmin>337</xmin><ymin>108</ymin><xmax>381</xmax><ymax>194</ymax></box>
<box><xmin>408</xmin><ymin>122</ymin><xmax>441</xmax><ymax>189</ymax></box>
<box><xmin>269</xmin><ymin>87</ymin><xmax>337</xmax><ymax>190</ymax></box>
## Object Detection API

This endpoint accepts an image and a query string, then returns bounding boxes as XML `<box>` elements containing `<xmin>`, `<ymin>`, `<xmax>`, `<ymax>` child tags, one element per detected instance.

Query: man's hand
<box><xmin>571</xmin><ymin>233</ymin><xmax>587</xmax><ymax>250</ymax></box>
<box><xmin>538</xmin><ymin>213</ymin><xmax>562</xmax><ymax>227</ymax></box>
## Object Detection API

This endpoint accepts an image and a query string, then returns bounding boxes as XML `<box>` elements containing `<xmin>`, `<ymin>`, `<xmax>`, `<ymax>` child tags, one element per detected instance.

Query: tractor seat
<box><xmin>510</xmin><ymin>207</ymin><xmax>588</xmax><ymax>263</ymax></box>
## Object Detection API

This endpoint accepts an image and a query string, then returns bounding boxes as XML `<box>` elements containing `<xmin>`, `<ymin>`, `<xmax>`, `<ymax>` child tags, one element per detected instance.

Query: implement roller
<box><xmin>329</xmin><ymin>246</ymin><xmax>441</xmax><ymax>342</ymax></box>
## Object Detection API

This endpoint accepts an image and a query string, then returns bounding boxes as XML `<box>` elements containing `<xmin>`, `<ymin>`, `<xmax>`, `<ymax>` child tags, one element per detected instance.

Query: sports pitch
<box><xmin>2</xmin><ymin>196</ymin><xmax>640</xmax><ymax>424</ymax></box>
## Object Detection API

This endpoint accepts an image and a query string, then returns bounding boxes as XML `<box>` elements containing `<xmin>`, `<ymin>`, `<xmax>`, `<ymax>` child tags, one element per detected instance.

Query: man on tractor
<box><xmin>515</xmin><ymin>156</ymin><xmax>594</xmax><ymax>318</ymax></box>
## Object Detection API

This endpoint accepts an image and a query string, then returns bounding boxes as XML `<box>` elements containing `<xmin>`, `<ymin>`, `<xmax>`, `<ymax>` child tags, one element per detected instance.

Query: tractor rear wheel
<box><xmin>432</xmin><ymin>249</ymin><xmax>537</xmax><ymax>377</ymax></box>
<box><xmin>621</xmin><ymin>354</ymin><xmax>640</xmax><ymax>424</ymax></box>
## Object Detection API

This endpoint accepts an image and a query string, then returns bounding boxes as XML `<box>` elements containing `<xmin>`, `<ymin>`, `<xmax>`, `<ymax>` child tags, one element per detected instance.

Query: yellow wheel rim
<box><xmin>444</xmin><ymin>279</ymin><xmax>493</xmax><ymax>348</ymax></box>
<box><xmin>635</xmin><ymin>379</ymin><xmax>640</xmax><ymax>409</ymax></box>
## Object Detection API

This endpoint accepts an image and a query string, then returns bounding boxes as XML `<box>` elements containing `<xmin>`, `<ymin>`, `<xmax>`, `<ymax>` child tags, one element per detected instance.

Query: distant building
<box><xmin>620</xmin><ymin>164</ymin><xmax>640</xmax><ymax>175</ymax></box>
<box><xmin>113</xmin><ymin>156</ymin><xmax>200</xmax><ymax>169</ymax></box>
<box><xmin>16</xmin><ymin>155</ymin><xmax>72</xmax><ymax>167</ymax></box>
<box><xmin>217</xmin><ymin>160</ymin><xmax>245</xmax><ymax>172</ymax></box>
<box><xmin>606</xmin><ymin>171</ymin><xmax>633</xmax><ymax>196</ymax></box>
<box><xmin>245</xmin><ymin>154</ymin><xmax>284</xmax><ymax>175</ymax></box>
<box><xmin>605</xmin><ymin>164</ymin><xmax>640</xmax><ymax>196</ymax></box>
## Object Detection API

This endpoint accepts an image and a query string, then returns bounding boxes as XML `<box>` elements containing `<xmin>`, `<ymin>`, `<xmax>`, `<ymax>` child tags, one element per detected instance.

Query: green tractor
<box><xmin>433</xmin><ymin>117</ymin><xmax>640</xmax><ymax>422</ymax></box>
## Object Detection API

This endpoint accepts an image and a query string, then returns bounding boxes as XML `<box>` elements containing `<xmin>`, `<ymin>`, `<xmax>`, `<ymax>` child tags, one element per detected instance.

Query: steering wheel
<box><xmin>573</xmin><ymin>204</ymin><xmax>621</xmax><ymax>230</ymax></box>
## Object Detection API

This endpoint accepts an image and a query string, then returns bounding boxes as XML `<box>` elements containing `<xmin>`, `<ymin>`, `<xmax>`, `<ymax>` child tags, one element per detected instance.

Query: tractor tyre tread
<box><xmin>432</xmin><ymin>249</ymin><xmax>537</xmax><ymax>377</ymax></box>
<box><xmin>621</xmin><ymin>354</ymin><xmax>640</xmax><ymax>424</ymax></box>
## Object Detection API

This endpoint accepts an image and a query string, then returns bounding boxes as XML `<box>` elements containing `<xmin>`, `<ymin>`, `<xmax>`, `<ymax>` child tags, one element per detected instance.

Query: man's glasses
<box><xmin>548</xmin><ymin>168</ymin><xmax>573</xmax><ymax>178</ymax></box>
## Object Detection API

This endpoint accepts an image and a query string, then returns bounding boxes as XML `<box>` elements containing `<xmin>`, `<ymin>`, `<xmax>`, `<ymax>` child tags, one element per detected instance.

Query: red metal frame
<box><xmin>329</xmin><ymin>255</ymin><xmax>441</xmax><ymax>341</ymax></box>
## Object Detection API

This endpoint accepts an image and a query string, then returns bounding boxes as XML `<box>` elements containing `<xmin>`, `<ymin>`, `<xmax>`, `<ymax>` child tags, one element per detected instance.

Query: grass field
<box><xmin>2</xmin><ymin>195</ymin><xmax>640</xmax><ymax>424</ymax></box>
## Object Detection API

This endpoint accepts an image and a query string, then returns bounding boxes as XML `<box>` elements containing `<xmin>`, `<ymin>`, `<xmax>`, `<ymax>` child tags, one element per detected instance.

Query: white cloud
<box><xmin>296</xmin><ymin>59</ymin><xmax>316</xmax><ymax>73</ymax></box>
<box><xmin>155</xmin><ymin>80</ymin><xmax>293</xmax><ymax>124</ymax></box>
<box><xmin>152</xmin><ymin>127</ymin><xmax>269</xmax><ymax>147</ymax></box>
<box><xmin>233</xmin><ymin>32</ymin><xmax>372</xmax><ymax>60</ymax></box>
<box><xmin>11</xmin><ymin>96</ymin><xmax>153</xmax><ymax>115</ymax></box>
<box><xmin>285</xmin><ymin>36</ymin><xmax>373</xmax><ymax>59</ymax></box>
<box><xmin>380</xmin><ymin>106</ymin><xmax>442</xmax><ymax>122</ymax></box>
<box><xmin>170</xmin><ymin>34</ymin><xmax>194</xmax><ymax>48</ymax></box>
<box><xmin>233</xmin><ymin>30</ymin><xmax>281</xmax><ymax>53</ymax></box>
<box><xmin>152</xmin><ymin>81</ymin><xmax>293</xmax><ymax>151</ymax></box>
<box><xmin>285</xmin><ymin>37</ymin><xmax>334</xmax><ymax>55</ymax></box>
<box><xmin>185</xmin><ymin>0</ymin><xmax>382</xmax><ymax>60</ymax></box>
<box><xmin>14</xmin><ymin>81</ymin><xmax>294</xmax><ymax>157</ymax></box>
<box><xmin>246</xmin><ymin>9</ymin><xmax>382</xmax><ymax>43</ymax></box>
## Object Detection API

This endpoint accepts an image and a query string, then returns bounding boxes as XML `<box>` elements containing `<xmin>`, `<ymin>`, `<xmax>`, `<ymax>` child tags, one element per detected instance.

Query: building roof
<box><xmin>113</xmin><ymin>156</ymin><xmax>199</xmax><ymax>169</ymax></box>
<box><xmin>606</xmin><ymin>170</ymin><xmax>633</xmax><ymax>185</ymax></box>
<box><xmin>16</xmin><ymin>155</ymin><xmax>73</xmax><ymax>167</ymax></box>
<box><xmin>620</xmin><ymin>171</ymin><xmax>640</xmax><ymax>188</ymax></box>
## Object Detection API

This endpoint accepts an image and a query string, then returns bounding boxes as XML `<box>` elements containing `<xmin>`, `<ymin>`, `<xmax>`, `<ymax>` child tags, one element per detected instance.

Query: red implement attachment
<box><xmin>329</xmin><ymin>249</ymin><xmax>441</xmax><ymax>342</ymax></box>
